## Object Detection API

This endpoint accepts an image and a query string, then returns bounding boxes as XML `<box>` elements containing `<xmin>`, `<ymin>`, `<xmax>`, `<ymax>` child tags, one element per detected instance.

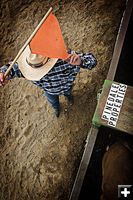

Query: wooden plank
<box><xmin>107</xmin><ymin>0</ymin><xmax>133</xmax><ymax>80</ymax></box>
<box><xmin>92</xmin><ymin>79</ymin><xmax>133</xmax><ymax>134</ymax></box>
<box><xmin>69</xmin><ymin>127</ymin><xmax>98</xmax><ymax>200</ymax></box>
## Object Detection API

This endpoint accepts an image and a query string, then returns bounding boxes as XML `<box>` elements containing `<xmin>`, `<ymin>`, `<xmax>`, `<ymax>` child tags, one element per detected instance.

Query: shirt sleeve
<box><xmin>68</xmin><ymin>49</ymin><xmax>97</xmax><ymax>70</ymax></box>
<box><xmin>0</xmin><ymin>62</ymin><xmax>24</xmax><ymax>79</ymax></box>
<box><xmin>80</xmin><ymin>53</ymin><xmax>97</xmax><ymax>69</ymax></box>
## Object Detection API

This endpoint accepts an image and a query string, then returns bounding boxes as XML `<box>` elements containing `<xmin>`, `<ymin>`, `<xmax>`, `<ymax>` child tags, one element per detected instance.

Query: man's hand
<box><xmin>65</xmin><ymin>54</ymin><xmax>81</xmax><ymax>66</ymax></box>
<box><xmin>0</xmin><ymin>73</ymin><xmax>6</xmax><ymax>86</ymax></box>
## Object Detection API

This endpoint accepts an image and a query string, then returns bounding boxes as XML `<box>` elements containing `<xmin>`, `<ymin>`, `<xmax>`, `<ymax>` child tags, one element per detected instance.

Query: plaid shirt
<box><xmin>0</xmin><ymin>50</ymin><xmax>97</xmax><ymax>95</ymax></box>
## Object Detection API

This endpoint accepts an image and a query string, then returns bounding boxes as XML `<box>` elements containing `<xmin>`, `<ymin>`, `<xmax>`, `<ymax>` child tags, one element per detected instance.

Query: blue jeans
<box><xmin>45</xmin><ymin>89</ymin><xmax>72</xmax><ymax>110</ymax></box>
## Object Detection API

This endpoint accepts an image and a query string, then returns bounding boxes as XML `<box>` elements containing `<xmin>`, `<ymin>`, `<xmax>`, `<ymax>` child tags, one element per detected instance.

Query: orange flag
<box><xmin>30</xmin><ymin>13</ymin><xmax>69</xmax><ymax>59</ymax></box>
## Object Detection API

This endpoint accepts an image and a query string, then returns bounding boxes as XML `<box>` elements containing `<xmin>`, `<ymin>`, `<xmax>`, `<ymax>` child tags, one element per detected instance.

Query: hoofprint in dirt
<box><xmin>0</xmin><ymin>0</ymin><xmax>125</xmax><ymax>199</ymax></box>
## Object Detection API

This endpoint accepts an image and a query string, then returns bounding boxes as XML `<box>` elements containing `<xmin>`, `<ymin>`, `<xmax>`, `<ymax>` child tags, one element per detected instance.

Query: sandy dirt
<box><xmin>0</xmin><ymin>0</ymin><xmax>125</xmax><ymax>199</ymax></box>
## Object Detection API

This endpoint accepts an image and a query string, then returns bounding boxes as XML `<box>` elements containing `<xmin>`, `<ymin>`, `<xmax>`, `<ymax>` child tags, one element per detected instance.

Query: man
<box><xmin>0</xmin><ymin>45</ymin><xmax>97</xmax><ymax>117</ymax></box>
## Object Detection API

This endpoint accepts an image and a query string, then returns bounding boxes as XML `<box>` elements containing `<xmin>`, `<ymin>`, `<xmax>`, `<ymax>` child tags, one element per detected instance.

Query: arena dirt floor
<box><xmin>0</xmin><ymin>0</ymin><xmax>126</xmax><ymax>199</ymax></box>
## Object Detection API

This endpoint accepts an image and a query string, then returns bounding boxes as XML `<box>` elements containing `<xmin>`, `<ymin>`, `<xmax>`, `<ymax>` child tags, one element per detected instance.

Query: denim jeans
<box><xmin>45</xmin><ymin>89</ymin><xmax>72</xmax><ymax>110</ymax></box>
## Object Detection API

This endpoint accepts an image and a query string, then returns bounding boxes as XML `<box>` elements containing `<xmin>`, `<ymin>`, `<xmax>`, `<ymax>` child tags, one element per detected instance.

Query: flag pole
<box><xmin>4</xmin><ymin>7</ymin><xmax>52</xmax><ymax>78</ymax></box>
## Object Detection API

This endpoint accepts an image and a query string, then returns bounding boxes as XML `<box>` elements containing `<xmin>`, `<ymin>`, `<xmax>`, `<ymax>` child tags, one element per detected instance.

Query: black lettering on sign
<box><xmin>115</xmin><ymin>98</ymin><xmax>122</xmax><ymax>104</ymax></box>
<box><xmin>102</xmin><ymin>115</ymin><xmax>109</xmax><ymax>120</ymax></box>
<box><xmin>110</xmin><ymin>93</ymin><xmax>117</xmax><ymax>98</ymax></box>
<box><xmin>102</xmin><ymin>83</ymin><xmax>127</xmax><ymax>127</ymax></box>
<box><xmin>112</xmin><ymin>107</ymin><xmax>120</xmax><ymax>113</ymax></box>
<box><xmin>108</xmin><ymin>97</ymin><xmax>114</xmax><ymax>102</ymax></box>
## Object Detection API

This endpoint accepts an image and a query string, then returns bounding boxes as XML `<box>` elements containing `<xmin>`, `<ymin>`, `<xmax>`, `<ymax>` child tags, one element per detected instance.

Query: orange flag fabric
<box><xmin>30</xmin><ymin>13</ymin><xmax>69</xmax><ymax>59</ymax></box>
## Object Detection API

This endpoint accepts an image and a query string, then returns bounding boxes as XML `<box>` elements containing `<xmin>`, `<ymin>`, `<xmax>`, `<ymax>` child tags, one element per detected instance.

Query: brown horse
<box><xmin>101</xmin><ymin>141</ymin><xmax>133</xmax><ymax>200</ymax></box>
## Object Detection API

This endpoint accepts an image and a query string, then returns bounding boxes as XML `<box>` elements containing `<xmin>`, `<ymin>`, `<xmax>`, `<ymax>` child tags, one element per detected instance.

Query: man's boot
<box><xmin>54</xmin><ymin>108</ymin><xmax>60</xmax><ymax>117</ymax></box>
<box><xmin>67</xmin><ymin>95</ymin><xmax>74</xmax><ymax>106</ymax></box>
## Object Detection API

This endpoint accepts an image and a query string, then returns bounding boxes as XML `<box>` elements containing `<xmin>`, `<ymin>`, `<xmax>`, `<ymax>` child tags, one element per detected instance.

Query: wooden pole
<box><xmin>4</xmin><ymin>7</ymin><xmax>52</xmax><ymax>78</ymax></box>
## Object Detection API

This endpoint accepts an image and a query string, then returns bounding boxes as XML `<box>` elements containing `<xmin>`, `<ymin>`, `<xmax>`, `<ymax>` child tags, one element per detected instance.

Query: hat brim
<box><xmin>17</xmin><ymin>46</ymin><xmax>58</xmax><ymax>81</ymax></box>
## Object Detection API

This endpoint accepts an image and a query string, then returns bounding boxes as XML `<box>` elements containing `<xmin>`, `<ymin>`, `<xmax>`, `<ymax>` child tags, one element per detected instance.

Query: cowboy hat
<box><xmin>17</xmin><ymin>45</ymin><xmax>58</xmax><ymax>81</ymax></box>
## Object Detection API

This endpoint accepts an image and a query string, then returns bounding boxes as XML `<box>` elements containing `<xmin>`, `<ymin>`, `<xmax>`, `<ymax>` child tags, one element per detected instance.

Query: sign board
<box><xmin>92</xmin><ymin>80</ymin><xmax>133</xmax><ymax>134</ymax></box>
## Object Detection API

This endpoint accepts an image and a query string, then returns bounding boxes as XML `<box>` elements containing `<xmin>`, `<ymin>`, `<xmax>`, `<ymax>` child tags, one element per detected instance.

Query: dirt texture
<box><xmin>0</xmin><ymin>0</ymin><xmax>125</xmax><ymax>199</ymax></box>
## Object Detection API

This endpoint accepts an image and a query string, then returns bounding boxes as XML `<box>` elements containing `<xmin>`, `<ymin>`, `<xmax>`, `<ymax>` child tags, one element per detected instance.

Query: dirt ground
<box><xmin>0</xmin><ymin>0</ymin><xmax>126</xmax><ymax>199</ymax></box>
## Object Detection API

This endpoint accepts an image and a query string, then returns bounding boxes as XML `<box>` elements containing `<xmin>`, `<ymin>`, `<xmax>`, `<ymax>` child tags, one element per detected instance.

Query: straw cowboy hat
<box><xmin>17</xmin><ymin>45</ymin><xmax>58</xmax><ymax>81</ymax></box>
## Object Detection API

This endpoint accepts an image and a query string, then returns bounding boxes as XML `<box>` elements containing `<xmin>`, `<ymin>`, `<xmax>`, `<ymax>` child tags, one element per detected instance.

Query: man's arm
<box><xmin>66</xmin><ymin>50</ymin><xmax>97</xmax><ymax>69</ymax></box>
<box><xmin>0</xmin><ymin>62</ymin><xmax>24</xmax><ymax>86</ymax></box>
<box><xmin>65</xmin><ymin>54</ymin><xmax>82</xmax><ymax>66</ymax></box>
<box><xmin>80</xmin><ymin>52</ymin><xmax>97</xmax><ymax>69</ymax></box>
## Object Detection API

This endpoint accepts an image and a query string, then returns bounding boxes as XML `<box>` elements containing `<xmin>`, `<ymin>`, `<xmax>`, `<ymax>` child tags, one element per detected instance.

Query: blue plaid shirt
<box><xmin>0</xmin><ymin>51</ymin><xmax>97</xmax><ymax>95</ymax></box>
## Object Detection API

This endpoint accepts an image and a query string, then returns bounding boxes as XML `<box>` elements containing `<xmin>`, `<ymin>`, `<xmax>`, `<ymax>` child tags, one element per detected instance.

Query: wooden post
<box><xmin>4</xmin><ymin>7</ymin><xmax>52</xmax><ymax>78</ymax></box>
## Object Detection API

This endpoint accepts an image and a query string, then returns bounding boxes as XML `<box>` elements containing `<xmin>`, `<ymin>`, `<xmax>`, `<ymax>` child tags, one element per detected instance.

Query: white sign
<box><xmin>102</xmin><ymin>83</ymin><xmax>127</xmax><ymax>127</ymax></box>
